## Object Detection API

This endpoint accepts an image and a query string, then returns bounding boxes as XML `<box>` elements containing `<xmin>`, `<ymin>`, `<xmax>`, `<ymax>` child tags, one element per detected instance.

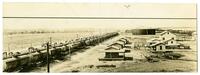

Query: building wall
<box><xmin>166</xmin><ymin>39</ymin><xmax>177</xmax><ymax>45</ymax></box>
<box><xmin>125</xmin><ymin>29</ymin><xmax>156</xmax><ymax>35</ymax></box>
<box><xmin>105</xmin><ymin>52</ymin><xmax>120</xmax><ymax>58</ymax></box>
<box><xmin>155</xmin><ymin>44</ymin><xmax>166</xmax><ymax>51</ymax></box>
<box><xmin>160</xmin><ymin>31</ymin><xmax>176</xmax><ymax>41</ymax></box>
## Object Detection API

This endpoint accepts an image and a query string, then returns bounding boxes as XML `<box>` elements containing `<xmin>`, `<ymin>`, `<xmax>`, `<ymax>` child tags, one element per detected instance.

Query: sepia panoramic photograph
<box><xmin>2</xmin><ymin>1</ymin><xmax>197</xmax><ymax>73</ymax></box>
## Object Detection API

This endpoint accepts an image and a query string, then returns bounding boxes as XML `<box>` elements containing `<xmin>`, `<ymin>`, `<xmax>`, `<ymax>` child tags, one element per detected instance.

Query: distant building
<box><xmin>192</xmin><ymin>32</ymin><xmax>197</xmax><ymax>41</ymax></box>
<box><xmin>148</xmin><ymin>38</ymin><xmax>180</xmax><ymax>51</ymax></box>
<box><xmin>99</xmin><ymin>38</ymin><xmax>131</xmax><ymax>61</ymax></box>
<box><xmin>160</xmin><ymin>31</ymin><xmax>176</xmax><ymax>41</ymax></box>
<box><xmin>176</xmin><ymin>34</ymin><xmax>192</xmax><ymax>41</ymax></box>
<box><xmin>125</xmin><ymin>29</ymin><xmax>156</xmax><ymax>35</ymax></box>
<box><xmin>108</xmin><ymin>41</ymin><xmax>125</xmax><ymax>49</ymax></box>
<box><xmin>146</xmin><ymin>31</ymin><xmax>181</xmax><ymax>51</ymax></box>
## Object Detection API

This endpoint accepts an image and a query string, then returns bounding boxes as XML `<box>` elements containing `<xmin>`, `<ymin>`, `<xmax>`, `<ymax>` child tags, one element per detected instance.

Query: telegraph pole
<box><xmin>68</xmin><ymin>45</ymin><xmax>71</xmax><ymax>60</ymax></box>
<box><xmin>8</xmin><ymin>36</ymin><xmax>12</xmax><ymax>53</ymax></box>
<box><xmin>49</xmin><ymin>37</ymin><xmax>52</xmax><ymax>45</ymax></box>
<box><xmin>76</xmin><ymin>33</ymin><xmax>79</xmax><ymax>39</ymax></box>
<box><xmin>46</xmin><ymin>42</ymin><xmax>50</xmax><ymax>73</ymax></box>
<box><xmin>8</xmin><ymin>43</ymin><xmax>10</xmax><ymax>53</ymax></box>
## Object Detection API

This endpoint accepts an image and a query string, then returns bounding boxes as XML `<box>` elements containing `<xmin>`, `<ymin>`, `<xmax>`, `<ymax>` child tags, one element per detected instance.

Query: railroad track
<box><xmin>3</xmin><ymin>32</ymin><xmax>119</xmax><ymax>72</ymax></box>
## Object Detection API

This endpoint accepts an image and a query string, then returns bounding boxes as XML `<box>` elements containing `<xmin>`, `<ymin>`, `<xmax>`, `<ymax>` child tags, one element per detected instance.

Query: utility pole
<box><xmin>76</xmin><ymin>33</ymin><xmax>79</xmax><ymax>39</ymax></box>
<box><xmin>46</xmin><ymin>42</ymin><xmax>50</xmax><ymax>73</ymax></box>
<box><xmin>8</xmin><ymin>43</ymin><xmax>10</xmax><ymax>53</ymax></box>
<box><xmin>68</xmin><ymin>45</ymin><xmax>72</xmax><ymax>60</ymax></box>
<box><xmin>8</xmin><ymin>36</ymin><xmax>11</xmax><ymax>53</ymax></box>
<box><xmin>49</xmin><ymin>37</ymin><xmax>52</xmax><ymax>48</ymax></box>
<box><xmin>49</xmin><ymin>37</ymin><xmax>52</xmax><ymax>45</ymax></box>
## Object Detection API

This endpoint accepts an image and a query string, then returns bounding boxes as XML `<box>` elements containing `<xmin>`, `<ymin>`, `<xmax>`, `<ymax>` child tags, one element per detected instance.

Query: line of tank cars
<box><xmin>3</xmin><ymin>32</ymin><xmax>119</xmax><ymax>72</ymax></box>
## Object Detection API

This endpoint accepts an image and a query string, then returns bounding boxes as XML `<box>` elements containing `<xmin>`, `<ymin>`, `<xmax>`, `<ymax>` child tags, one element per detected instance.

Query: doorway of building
<box><xmin>160</xmin><ymin>46</ymin><xmax>162</xmax><ymax>50</ymax></box>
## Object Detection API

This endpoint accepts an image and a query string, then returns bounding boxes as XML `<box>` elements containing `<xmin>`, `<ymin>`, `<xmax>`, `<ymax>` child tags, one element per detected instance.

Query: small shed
<box><xmin>104</xmin><ymin>49</ymin><xmax>126</xmax><ymax>58</ymax></box>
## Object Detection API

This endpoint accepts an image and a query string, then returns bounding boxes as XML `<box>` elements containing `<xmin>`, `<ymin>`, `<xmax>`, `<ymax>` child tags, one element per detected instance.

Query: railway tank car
<box><xmin>3</xmin><ymin>32</ymin><xmax>119</xmax><ymax>72</ymax></box>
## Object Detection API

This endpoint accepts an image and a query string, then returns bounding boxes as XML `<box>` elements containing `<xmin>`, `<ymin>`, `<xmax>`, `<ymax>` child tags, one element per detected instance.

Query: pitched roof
<box><xmin>118</xmin><ymin>39</ymin><xmax>127</xmax><ymax>43</ymax></box>
<box><xmin>160</xmin><ymin>31</ymin><xmax>170</xmax><ymax>36</ymax></box>
<box><xmin>113</xmin><ymin>41</ymin><xmax>125</xmax><ymax>46</ymax></box>
<box><xmin>106</xmin><ymin>45</ymin><xmax>121</xmax><ymax>50</ymax></box>
<box><xmin>149</xmin><ymin>38</ymin><xmax>174</xmax><ymax>46</ymax></box>
<box><xmin>147</xmin><ymin>38</ymin><xmax>160</xmax><ymax>42</ymax></box>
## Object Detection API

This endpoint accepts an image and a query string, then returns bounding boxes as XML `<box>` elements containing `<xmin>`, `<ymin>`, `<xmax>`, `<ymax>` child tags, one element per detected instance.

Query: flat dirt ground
<box><xmin>29</xmin><ymin>34</ymin><xmax>197</xmax><ymax>73</ymax></box>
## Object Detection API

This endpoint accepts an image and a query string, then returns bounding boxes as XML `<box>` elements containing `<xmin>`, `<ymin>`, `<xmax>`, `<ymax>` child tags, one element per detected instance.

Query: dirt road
<box><xmin>29</xmin><ymin>35</ymin><xmax>197</xmax><ymax>72</ymax></box>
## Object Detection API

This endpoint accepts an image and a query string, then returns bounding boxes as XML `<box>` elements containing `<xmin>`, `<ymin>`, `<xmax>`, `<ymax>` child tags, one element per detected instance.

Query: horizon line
<box><xmin>3</xmin><ymin>17</ymin><xmax>197</xmax><ymax>19</ymax></box>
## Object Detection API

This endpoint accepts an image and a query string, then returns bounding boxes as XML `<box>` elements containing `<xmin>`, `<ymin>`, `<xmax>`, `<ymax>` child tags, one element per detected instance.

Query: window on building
<box><xmin>171</xmin><ymin>41</ymin><xmax>173</xmax><ymax>44</ymax></box>
<box><xmin>160</xmin><ymin>46</ymin><xmax>162</xmax><ymax>50</ymax></box>
<box><xmin>172</xmin><ymin>37</ymin><xmax>174</xmax><ymax>40</ymax></box>
<box><xmin>163</xmin><ymin>38</ymin><xmax>165</xmax><ymax>40</ymax></box>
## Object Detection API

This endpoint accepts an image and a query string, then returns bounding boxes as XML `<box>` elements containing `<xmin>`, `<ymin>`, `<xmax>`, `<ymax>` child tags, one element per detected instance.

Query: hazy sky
<box><xmin>3</xmin><ymin>3</ymin><xmax>196</xmax><ymax>30</ymax></box>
